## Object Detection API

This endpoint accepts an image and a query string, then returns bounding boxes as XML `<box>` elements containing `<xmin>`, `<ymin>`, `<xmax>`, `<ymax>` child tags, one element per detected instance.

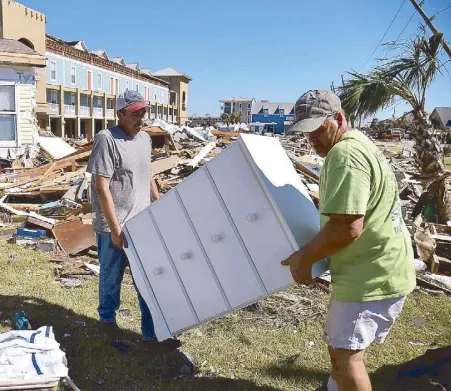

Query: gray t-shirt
<box><xmin>87</xmin><ymin>126</ymin><xmax>152</xmax><ymax>233</ymax></box>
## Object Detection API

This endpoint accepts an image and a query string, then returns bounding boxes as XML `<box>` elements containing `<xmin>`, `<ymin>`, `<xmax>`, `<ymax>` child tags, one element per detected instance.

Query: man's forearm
<box><xmin>150</xmin><ymin>178</ymin><xmax>160</xmax><ymax>202</ymax></box>
<box><xmin>97</xmin><ymin>187</ymin><xmax>121</xmax><ymax>234</ymax></box>
<box><xmin>299</xmin><ymin>220</ymin><xmax>357</xmax><ymax>265</ymax></box>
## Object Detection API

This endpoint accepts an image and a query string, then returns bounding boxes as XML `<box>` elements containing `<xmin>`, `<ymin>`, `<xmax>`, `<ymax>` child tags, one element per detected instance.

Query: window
<box><xmin>107</xmin><ymin>99</ymin><xmax>114</xmax><ymax>109</ymax></box>
<box><xmin>70</xmin><ymin>93</ymin><xmax>76</xmax><ymax>106</ymax></box>
<box><xmin>48</xmin><ymin>90</ymin><xmax>57</xmax><ymax>104</ymax></box>
<box><xmin>239</xmin><ymin>110</ymin><xmax>242</xmax><ymax>115</ymax></box>
<box><xmin>97</xmin><ymin>73</ymin><xmax>102</xmax><ymax>90</ymax></box>
<box><xmin>263</xmin><ymin>109</ymin><xmax>269</xmax><ymax>117</ymax></box>
<box><xmin>247</xmin><ymin>103</ymin><xmax>251</xmax><ymax>109</ymax></box>
<box><xmin>280</xmin><ymin>109</ymin><xmax>284</xmax><ymax>117</ymax></box>
<box><xmin>50</xmin><ymin>61</ymin><xmax>57</xmax><ymax>81</ymax></box>
<box><xmin>239</xmin><ymin>103</ymin><xmax>242</xmax><ymax>109</ymax></box>
<box><xmin>247</xmin><ymin>110</ymin><xmax>250</xmax><ymax>117</ymax></box>
<box><xmin>70</xmin><ymin>66</ymin><xmax>76</xmax><ymax>85</ymax></box>
<box><xmin>0</xmin><ymin>85</ymin><xmax>17</xmax><ymax>142</ymax></box>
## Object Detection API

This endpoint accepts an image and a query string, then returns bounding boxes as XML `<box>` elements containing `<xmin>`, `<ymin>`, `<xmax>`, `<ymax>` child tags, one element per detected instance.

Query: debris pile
<box><xmin>0</xmin><ymin>125</ymin><xmax>450</xmax><ymax>296</ymax></box>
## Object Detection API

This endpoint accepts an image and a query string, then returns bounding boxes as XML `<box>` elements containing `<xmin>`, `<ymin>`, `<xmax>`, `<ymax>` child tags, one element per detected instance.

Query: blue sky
<box><xmin>23</xmin><ymin>0</ymin><xmax>451</xmax><ymax>122</ymax></box>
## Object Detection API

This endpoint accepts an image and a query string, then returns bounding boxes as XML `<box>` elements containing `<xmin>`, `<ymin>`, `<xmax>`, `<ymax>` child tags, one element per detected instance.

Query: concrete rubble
<box><xmin>0</xmin><ymin>123</ymin><xmax>449</xmax><ymax>294</ymax></box>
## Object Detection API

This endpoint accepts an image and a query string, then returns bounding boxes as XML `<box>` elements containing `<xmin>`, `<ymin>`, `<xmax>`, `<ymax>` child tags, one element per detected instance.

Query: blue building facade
<box><xmin>250</xmin><ymin>102</ymin><xmax>295</xmax><ymax>134</ymax></box>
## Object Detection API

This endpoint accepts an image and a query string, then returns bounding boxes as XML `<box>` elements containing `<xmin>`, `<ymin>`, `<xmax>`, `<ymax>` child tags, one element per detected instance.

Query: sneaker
<box><xmin>143</xmin><ymin>337</ymin><xmax>182</xmax><ymax>350</ymax></box>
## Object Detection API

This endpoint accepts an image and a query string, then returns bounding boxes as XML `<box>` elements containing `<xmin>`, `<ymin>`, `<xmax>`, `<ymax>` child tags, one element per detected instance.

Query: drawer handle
<box><xmin>181</xmin><ymin>252</ymin><xmax>191</xmax><ymax>260</ymax></box>
<box><xmin>153</xmin><ymin>267</ymin><xmax>163</xmax><ymax>276</ymax></box>
<box><xmin>211</xmin><ymin>234</ymin><xmax>222</xmax><ymax>243</ymax></box>
<box><xmin>246</xmin><ymin>213</ymin><xmax>258</xmax><ymax>222</ymax></box>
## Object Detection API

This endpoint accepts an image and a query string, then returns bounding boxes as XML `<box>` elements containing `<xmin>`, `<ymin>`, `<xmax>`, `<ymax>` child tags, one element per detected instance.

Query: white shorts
<box><xmin>323</xmin><ymin>296</ymin><xmax>406</xmax><ymax>350</ymax></box>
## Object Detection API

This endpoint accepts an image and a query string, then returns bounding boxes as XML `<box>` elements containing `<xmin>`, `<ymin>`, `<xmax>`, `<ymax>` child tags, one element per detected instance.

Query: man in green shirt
<box><xmin>282</xmin><ymin>90</ymin><xmax>415</xmax><ymax>391</ymax></box>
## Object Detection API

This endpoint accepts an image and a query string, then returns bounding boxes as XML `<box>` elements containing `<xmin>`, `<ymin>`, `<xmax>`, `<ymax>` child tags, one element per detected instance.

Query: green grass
<box><xmin>445</xmin><ymin>157</ymin><xmax>451</xmax><ymax>171</ymax></box>
<box><xmin>0</xmin><ymin>240</ymin><xmax>450</xmax><ymax>391</ymax></box>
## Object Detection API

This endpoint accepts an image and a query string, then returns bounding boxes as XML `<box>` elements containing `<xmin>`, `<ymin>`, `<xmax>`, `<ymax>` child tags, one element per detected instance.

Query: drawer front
<box><xmin>151</xmin><ymin>191</ymin><xmax>229</xmax><ymax>322</ymax></box>
<box><xmin>177</xmin><ymin>168</ymin><xmax>266</xmax><ymax>308</ymax></box>
<box><xmin>207</xmin><ymin>144</ymin><xmax>294</xmax><ymax>293</ymax></box>
<box><xmin>125</xmin><ymin>209</ymin><xmax>197</xmax><ymax>334</ymax></box>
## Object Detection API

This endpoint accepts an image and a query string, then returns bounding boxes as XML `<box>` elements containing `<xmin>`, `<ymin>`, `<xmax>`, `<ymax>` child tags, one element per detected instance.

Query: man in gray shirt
<box><xmin>87</xmin><ymin>90</ymin><xmax>179</xmax><ymax>349</ymax></box>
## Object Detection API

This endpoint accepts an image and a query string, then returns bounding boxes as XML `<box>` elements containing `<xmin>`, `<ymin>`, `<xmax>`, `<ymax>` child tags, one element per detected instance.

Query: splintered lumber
<box><xmin>2</xmin><ymin>148</ymin><xmax>91</xmax><ymax>192</ymax></box>
<box><xmin>286</xmin><ymin>151</ymin><xmax>320</xmax><ymax>182</ymax></box>
<box><xmin>188</xmin><ymin>142</ymin><xmax>216</xmax><ymax>168</ymax></box>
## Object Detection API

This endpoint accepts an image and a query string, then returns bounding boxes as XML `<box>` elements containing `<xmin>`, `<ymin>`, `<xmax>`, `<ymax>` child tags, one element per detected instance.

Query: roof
<box><xmin>140</xmin><ymin>68</ymin><xmax>152</xmax><ymax>75</ymax></box>
<box><xmin>91</xmin><ymin>50</ymin><xmax>109</xmax><ymax>60</ymax></box>
<box><xmin>431</xmin><ymin>107</ymin><xmax>451</xmax><ymax>127</ymax></box>
<box><xmin>0</xmin><ymin>38</ymin><xmax>46</xmax><ymax>67</ymax></box>
<box><xmin>220</xmin><ymin>97</ymin><xmax>255</xmax><ymax>103</ymax></box>
<box><xmin>251</xmin><ymin>101</ymin><xmax>295</xmax><ymax>115</ymax></box>
<box><xmin>126</xmin><ymin>63</ymin><xmax>140</xmax><ymax>71</ymax></box>
<box><xmin>0</xmin><ymin>38</ymin><xmax>39</xmax><ymax>55</ymax></box>
<box><xmin>153</xmin><ymin>67</ymin><xmax>192</xmax><ymax>81</ymax></box>
<box><xmin>111</xmin><ymin>57</ymin><xmax>126</xmax><ymax>65</ymax></box>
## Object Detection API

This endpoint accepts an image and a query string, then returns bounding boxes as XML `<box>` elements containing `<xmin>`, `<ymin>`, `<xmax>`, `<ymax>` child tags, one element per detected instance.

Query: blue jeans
<box><xmin>97</xmin><ymin>233</ymin><xmax>156</xmax><ymax>340</ymax></box>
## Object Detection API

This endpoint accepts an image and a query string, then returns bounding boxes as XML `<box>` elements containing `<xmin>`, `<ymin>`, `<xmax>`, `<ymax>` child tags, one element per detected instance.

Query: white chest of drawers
<box><xmin>123</xmin><ymin>133</ymin><xmax>328</xmax><ymax>341</ymax></box>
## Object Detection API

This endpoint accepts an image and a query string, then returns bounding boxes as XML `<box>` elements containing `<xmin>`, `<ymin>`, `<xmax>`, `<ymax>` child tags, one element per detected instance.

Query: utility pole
<box><xmin>408</xmin><ymin>0</ymin><xmax>451</xmax><ymax>59</ymax></box>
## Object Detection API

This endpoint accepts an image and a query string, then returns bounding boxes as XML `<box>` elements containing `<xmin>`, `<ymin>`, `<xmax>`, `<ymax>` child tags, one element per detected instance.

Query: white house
<box><xmin>0</xmin><ymin>38</ymin><xmax>46</xmax><ymax>158</ymax></box>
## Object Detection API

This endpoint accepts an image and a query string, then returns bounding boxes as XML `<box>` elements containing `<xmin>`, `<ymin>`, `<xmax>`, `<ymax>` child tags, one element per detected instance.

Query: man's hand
<box><xmin>281</xmin><ymin>250</ymin><xmax>313</xmax><ymax>285</ymax></box>
<box><xmin>111</xmin><ymin>228</ymin><xmax>125</xmax><ymax>250</ymax></box>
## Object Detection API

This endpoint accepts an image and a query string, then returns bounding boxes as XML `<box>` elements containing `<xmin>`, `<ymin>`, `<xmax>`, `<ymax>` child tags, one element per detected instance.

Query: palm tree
<box><xmin>231</xmin><ymin>113</ymin><xmax>241</xmax><ymax>124</ymax></box>
<box><xmin>339</xmin><ymin>32</ymin><xmax>450</xmax><ymax>221</ymax></box>
<box><xmin>221</xmin><ymin>113</ymin><xmax>231</xmax><ymax>127</ymax></box>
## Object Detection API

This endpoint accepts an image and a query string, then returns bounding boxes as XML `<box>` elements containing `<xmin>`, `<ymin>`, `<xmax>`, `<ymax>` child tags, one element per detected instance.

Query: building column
<box><xmin>102</xmin><ymin>118</ymin><xmax>108</xmax><ymax>129</ymax></box>
<box><xmin>89</xmin><ymin>118</ymin><xmax>95</xmax><ymax>139</ymax></box>
<box><xmin>75</xmin><ymin>88</ymin><xmax>81</xmax><ymax>138</ymax></box>
<box><xmin>59</xmin><ymin>85</ymin><xmax>65</xmax><ymax>137</ymax></box>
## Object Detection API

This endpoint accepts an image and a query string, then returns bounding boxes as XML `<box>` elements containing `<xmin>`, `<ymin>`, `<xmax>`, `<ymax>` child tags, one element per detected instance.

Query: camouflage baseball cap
<box><xmin>290</xmin><ymin>89</ymin><xmax>342</xmax><ymax>133</ymax></box>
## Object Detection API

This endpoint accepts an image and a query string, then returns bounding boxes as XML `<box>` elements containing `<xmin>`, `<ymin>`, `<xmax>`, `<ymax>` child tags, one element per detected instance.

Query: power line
<box><xmin>431</xmin><ymin>5</ymin><xmax>451</xmax><ymax>20</ymax></box>
<box><xmin>361</xmin><ymin>0</ymin><xmax>407</xmax><ymax>70</ymax></box>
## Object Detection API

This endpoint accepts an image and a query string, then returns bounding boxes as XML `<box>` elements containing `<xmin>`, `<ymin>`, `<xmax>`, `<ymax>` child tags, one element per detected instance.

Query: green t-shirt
<box><xmin>319</xmin><ymin>130</ymin><xmax>416</xmax><ymax>302</ymax></box>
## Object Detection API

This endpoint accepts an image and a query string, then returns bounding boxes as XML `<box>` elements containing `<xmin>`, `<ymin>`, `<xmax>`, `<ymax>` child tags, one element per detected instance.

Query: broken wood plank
<box><xmin>34</xmin><ymin>162</ymin><xmax>58</xmax><ymax>187</ymax></box>
<box><xmin>152</xmin><ymin>155</ymin><xmax>180</xmax><ymax>175</ymax></box>
<box><xmin>286</xmin><ymin>152</ymin><xmax>320</xmax><ymax>183</ymax></box>
<box><xmin>52</xmin><ymin>219</ymin><xmax>96</xmax><ymax>255</ymax></box>
<box><xmin>188</xmin><ymin>142</ymin><xmax>216</xmax><ymax>168</ymax></box>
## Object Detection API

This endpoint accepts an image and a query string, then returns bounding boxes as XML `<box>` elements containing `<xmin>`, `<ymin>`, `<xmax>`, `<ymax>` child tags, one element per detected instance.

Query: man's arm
<box><xmin>282</xmin><ymin>214</ymin><xmax>364</xmax><ymax>284</ymax></box>
<box><xmin>301</xmin><ymin>213</ymin><xmax>363</xmax><ymax>264</ymax></box>
<box><xmin>95</xmin><ymin>175</ymin><xmax>124</xmax><ymax>249</ymax></box>
<box><xmin>150</xmin><ymin>178</ymin><xmax>160</xmax><ymax>202</ymax></box>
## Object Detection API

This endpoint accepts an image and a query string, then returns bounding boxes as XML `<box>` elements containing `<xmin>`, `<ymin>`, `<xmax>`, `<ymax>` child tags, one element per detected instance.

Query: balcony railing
<box><xmin>64</xmin><ymin>104</ymin><xmax>76</xmax><ymax>116</ymax></box>
<box><xmin>106</xmin><ymin>109</ymin><xmax>115</xmax><ymax>119</ymax></box>
<box><xmin>93</xmin><ymin>107</ymin><xmax>103</xmax><ymax>118</ymax></box>
<box><xmin>79</xmin><ymin>106</ymin><xmax>90</xmax><ymax>117</ymax></box>
<box><xmin>48</xmin><ymin>103</ymin><xmax>59</xmax><ymax>115</ymax></box>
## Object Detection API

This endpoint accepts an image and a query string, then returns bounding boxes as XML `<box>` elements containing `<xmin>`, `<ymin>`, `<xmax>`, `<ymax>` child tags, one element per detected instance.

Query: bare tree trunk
<box><xmin>410</xmin><ymin>115</ymin><xmax>444</xmax><ymax>174</ymax></box>
<box><xmin>410</xmin><ymin>112</ymin><xmax>451</xmax><ymax>223</ymax></box>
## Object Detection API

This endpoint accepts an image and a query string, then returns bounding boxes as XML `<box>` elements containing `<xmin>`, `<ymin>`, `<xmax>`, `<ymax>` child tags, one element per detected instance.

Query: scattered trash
<box><xmin>118</xmin><ymin>309</ymin><xmax>131</xmax><ymax>317</ymax></box>
<box><xmin>60</xmin><ymin>278</ymin><xmax>83</xmax><ymax>288</ymax></box>
<box><xmin>13</xmin><ymin>311</ymin><xmax>31</xmax><ymax>330</ymax></box>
